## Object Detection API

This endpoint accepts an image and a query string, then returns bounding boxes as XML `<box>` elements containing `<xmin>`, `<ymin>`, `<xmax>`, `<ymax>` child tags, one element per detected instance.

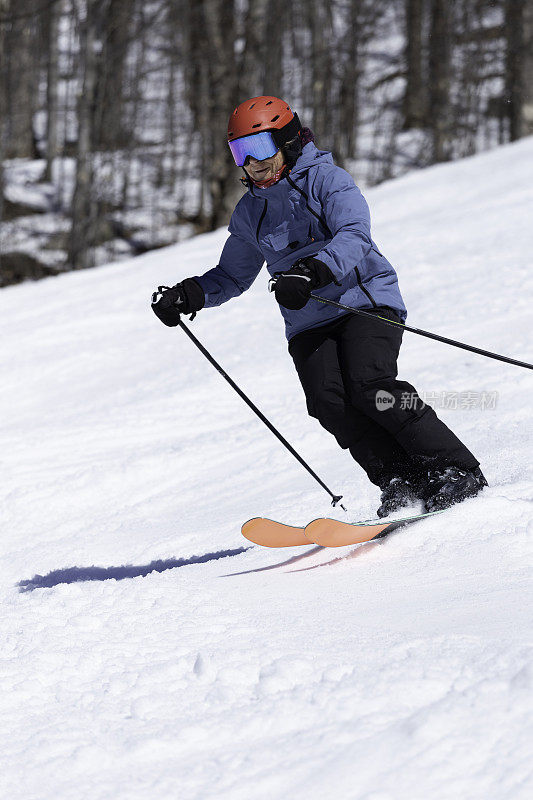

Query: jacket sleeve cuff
<box><xmin>310</xmin><ymin>251</ymin><xmax>343</xmax><ymax>285</ymax></box>
<box><xmin>303</xmin><ymin>256</ymin><xmax>337</xmax><ymax>288</ymax></box>
<box><xmin>182</xmin><ymin>278</ymin><xmax>206</xmax><ymax>312</ymax></box>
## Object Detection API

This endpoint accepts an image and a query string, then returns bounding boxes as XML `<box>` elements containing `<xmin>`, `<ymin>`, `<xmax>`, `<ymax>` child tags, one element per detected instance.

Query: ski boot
<box><xmin>424</xmin><ymin>466</ymin><xmax>487</xmax><ymax>512</ymax></box>
<box><xmin>377</xmin><ymin>477</ymin><xmax>421</xmax><ymax>519</ymax></box>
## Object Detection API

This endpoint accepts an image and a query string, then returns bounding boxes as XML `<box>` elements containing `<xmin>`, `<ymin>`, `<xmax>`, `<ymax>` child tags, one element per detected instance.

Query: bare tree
<box><xmin>181</xmin><ymin>0</ymin><xmax>241</xmax><ymax>229</ymax></box>
<box><xmin>331</xmin><ymin>0</ymin><xmax>361</xmax><ymax>166</ymax></box>
<box><xmin>308</xmin><ymin>0</ymin><xmax>334</xmax><ymax>145</ymax></box>
<box><xmin>505</xmin><ymin>0</ymin><xmax>533</xmax><ymax>139</ymax></box>
<box><xmin>241</xmin><ymin>0</ymin><xmax>269</xmax><ymax>98</ymax></box>
<box><xmin>428</xmin><ymin>0</ymin><xmax>454</xmax><ymax>161</ymax></box>
<box><xmin>68</xmin><ymin>0</ymin><xmax>103</xmax><ymax>268</ymax></box>
<box><xmin>0</xmin><ymin>0</ymin><xmax>8</xmax><ymax>246</ymax></box>
<box><xmin>264</xmin><ymin>0</ymin><xmax>285</xmax><ymax>97</ymax></box>
<box><xmin>44</xmin><ymin>0</ymin><xmax>62</xmax><ymax>181</ymax></box>
<box><xmin>2</xmin><ymin>0</ymin><xmax>38</xmax><ymax>158</ymax></box>
<box><xmin>403</xmin><ymin>0</ymin><xmax>427</xmax><ymax>129</ymax></box>
<box><xmin>94</xmin><ymin>0</ymin><xmax>131</xmax><ymax>149</ymax></box>
<box><xmin>524</xmin><ymin>0</ymin><xmax>533</xmax><ymax>136</ymax></box>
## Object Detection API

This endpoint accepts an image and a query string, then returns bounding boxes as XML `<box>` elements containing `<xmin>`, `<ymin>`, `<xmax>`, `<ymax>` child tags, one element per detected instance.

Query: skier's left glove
<box><xmin>151</xmin><ymin>278</ymin><xmax>205</xmax><ymax>326</ymax></box>
<box><xmin>270</xmin><ymin>257</ymin><xmax>334</xmax><ymax>311</ymax></box>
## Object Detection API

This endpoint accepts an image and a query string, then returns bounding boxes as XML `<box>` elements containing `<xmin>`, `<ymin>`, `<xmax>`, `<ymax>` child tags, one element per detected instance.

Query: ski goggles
<box><xmin>228</xmin><ymin>131</ymin><xmax>279</xmax><ymax>167</ymax></box>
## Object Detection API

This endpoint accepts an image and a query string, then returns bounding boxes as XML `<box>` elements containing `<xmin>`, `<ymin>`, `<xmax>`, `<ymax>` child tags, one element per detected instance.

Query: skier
<box><xmin>152</xmin><ymin>96</ymin><xmax>487</xmax><ymax>516</ymax></box>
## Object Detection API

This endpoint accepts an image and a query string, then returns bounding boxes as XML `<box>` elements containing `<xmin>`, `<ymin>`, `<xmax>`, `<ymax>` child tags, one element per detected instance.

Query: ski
<box><xmin>304</xmin><ymin>509</ymin><xmax>445</xmax><ymax>547</ymax></box>
<box><xmin>241</xmin><ymin>517</ymin><xmax>309</xmax><ymax>548</ymax></box>
<box><xmin>241</xmin><ymin>509</ymin><xmax>445</xmax><ymax>548</ymax></box>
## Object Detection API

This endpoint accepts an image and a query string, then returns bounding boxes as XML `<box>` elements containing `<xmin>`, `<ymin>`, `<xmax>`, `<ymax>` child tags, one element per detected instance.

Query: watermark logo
<box><xmin>375</xmin><ymin>390</ymin><xmax>396</xmax><ymax>411</ymax></box>
<box><xmin>374</xmin><ymin>389</ymin><xmax>498</xmax><ymax>412</ymax></box>
<box><xmin>400</xmin><ymin>390</ymin><xmax>498</xmax><ymax>410</ymax></box>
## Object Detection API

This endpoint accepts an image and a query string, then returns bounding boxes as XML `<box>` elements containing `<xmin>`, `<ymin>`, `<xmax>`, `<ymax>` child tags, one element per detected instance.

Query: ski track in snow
<box><xmin>1</xmin><ymin>139</ymin><xmax>533</xmax><ymax>800</ymax></box>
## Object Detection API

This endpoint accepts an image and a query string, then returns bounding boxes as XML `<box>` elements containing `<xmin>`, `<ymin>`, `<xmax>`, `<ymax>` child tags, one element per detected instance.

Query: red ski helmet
<box><xmin>227</xmin><ymin>96</ymin><xmax>301</xmax><ymax>166</ymax></box>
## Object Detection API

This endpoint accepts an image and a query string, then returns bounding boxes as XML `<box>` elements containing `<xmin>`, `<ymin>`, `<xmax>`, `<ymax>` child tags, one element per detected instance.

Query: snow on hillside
<box><xmin>1</xmin><ymin>139</ymin><xmax>532</xmax><ymax>800</ymax></box>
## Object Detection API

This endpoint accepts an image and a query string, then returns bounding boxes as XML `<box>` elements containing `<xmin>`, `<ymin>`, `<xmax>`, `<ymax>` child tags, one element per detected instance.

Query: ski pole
<box><xmin>177</xmin><ymin>318</ymin><xmax>346</xmax><ymax>510</ymax></box>
<box><xmin>310</xmin><ymin>294</ymin><xmax>533</xmax><ymax>371</ymax></box>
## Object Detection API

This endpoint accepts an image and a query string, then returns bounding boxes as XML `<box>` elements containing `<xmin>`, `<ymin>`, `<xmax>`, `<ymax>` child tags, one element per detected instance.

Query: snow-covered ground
<box><xmin>1</xmin><ymin>138</ymin><xmax>532</xmax><ymax>800</ymax></box>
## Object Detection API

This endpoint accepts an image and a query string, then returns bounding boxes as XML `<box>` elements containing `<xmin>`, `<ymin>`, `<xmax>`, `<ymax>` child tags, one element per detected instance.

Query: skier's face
<box><xmin>244</xmin><ymin>149</ymin><xmax>285</xmax><ymax>182</ymax></box>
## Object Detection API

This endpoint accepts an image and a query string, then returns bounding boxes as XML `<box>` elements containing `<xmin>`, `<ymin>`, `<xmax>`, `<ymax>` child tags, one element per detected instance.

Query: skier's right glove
<box><xmin>270</xmin><ymin>257</ymin><xmax>335</xmax><ymax>311</ymax></box>
<box><xmin>151</xmin><ymin>278</ymin><xmax>205</xmax><ymax>326</ymax></box>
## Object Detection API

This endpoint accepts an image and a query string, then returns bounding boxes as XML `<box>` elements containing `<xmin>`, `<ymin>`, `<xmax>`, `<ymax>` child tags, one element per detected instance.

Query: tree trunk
<box><xmin>428</xmin><ymin>0</ymin><xmax>453</xmax><ymax>161</ymax></box>
<box><xmin>403</xmin><ymin>0</ymin><xmax>426</xmax><ymax>129</ymax></box>
<box><xmin>68</xmin><ymin>0</ymin><xmax>102</xmax><ymax>269</ymax></box>
<box><xmin>241</xmin><ymin>0</ymin><xmax>268</xmax><ymax>97</ymax></box>
<box><xmin>505</xmin><ymin>0</ymin><xmax>533</xmax><ymax>139</ymax></box>
<box><xmin>264</xmin><ymin>0</ymin><xmax>285</xmax><ymax>97</ymax></box>
<box><xmin>334</xmin><ymin>0</ymin><xmax>360</xmax><ymax>166</ymax></box>
<box><xmin>204</xmin><ymin>0</ymin><xmax>241</xmax><ymax>229</ymax></box>
<box><xmin>3</xmin><ymin>0</ymin><xmax>37</xmax><ymax>158</ymax></box>
<box><xmin>308</xmin><ymin>0</ymin><xmax>332</xmax><ymax>145</ymax></box>
<box><xmin>45</xmin><ymin>0</ymin><xmax>62</xmax><ymax>181</ymax></box>
<box><xmin>524</xmin><ymin>0</ymin><xmax>533</xmax><ymax>136</ymax></box>
<box><xmin>182</xmin><ymin>0</ymin><xmax>240</xmax><ymax>230</ymax></box>
<box><xmin>94</xmin><ymin>0</ymin><xmax>131</xmax><ymax>149</ymax></box>
<box><xmin>0</xmin><ymin>0</ymin><xmax>8</xmax><ymax>255</ymax></box>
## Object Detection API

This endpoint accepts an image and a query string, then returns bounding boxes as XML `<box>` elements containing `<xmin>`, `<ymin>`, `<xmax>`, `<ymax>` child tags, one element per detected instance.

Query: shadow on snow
<box><xmin>288</xmin><ymin>538</ymin><xmax>384</xmax><ymax>571</ymax></box>
<box><xmin>221</xmin><ymin>545</ymin><xmax>324</xmax><ymax>576</ymax></box>
<box><xmin>17</xmin><ymin>547</ymin><xmax>250</xmax><ymax>592</ymax></box>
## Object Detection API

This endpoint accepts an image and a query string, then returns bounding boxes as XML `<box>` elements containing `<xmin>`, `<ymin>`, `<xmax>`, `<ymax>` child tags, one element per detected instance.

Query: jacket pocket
<box><xmin>263</xmin><ymin>222</ymin><xmax>311</xmax><ymax>253</ymax></box>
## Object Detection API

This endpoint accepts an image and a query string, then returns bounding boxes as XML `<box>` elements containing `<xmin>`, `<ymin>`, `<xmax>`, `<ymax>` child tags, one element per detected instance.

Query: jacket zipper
<box><xmin>287</xmin><ymin>173</ymin><xmax>378</xmax><ymax>305</ymax></box>
<box><xmin>286</xmin><ymin>175</ymin><xmax>331</xmax><ymax>238</ymax></box>
<box><xmin>256</xmin><ymin>198</ymin><xmax>268</xmax><ymax>242</ymax></box>
<box><xmin>355</xmin><ymin>265</ymin><xmax>377</xmax><ymax>307</ymax></box>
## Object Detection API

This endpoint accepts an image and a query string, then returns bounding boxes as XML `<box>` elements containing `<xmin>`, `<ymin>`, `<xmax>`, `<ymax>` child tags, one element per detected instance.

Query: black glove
<box><xmin>151</xmin><ymin>278</ymin><xmax>205</xmax><ymax>327</ymax></box>
<box><xmin>271</xmin><ymin>257</ymin><xmax>335</xmax><ymax>311</ymax></box>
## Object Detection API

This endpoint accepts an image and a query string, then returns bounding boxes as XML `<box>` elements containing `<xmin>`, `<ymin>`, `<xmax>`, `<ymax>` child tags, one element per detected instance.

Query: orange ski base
<box><xmin>241</xmin><ymin>517</ymin><xmax>395</xmax><ymax>548</ymax></box>
<box><xmin>305</xmin><ymin>518</ymin><xmax>393</xmax><ymax>547</ymax></box>
<box><xmin>241</xmin><ymin>518</ymin><xmax>309</xmax><ymax>547</ymax></box>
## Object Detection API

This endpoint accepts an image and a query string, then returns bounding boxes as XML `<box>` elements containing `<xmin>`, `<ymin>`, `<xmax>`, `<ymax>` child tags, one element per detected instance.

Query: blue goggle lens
<box><xmin>228</xmin><ymin>131</ymin><xmax>278</xmax><ymax>167</ymax></box>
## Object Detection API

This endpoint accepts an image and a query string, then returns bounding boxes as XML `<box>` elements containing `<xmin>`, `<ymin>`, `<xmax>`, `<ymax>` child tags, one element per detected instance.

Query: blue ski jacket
<box><xmin>194</xmin><ymin>142</ymin><xmax>407</xmax><ymax>340</ymax></box>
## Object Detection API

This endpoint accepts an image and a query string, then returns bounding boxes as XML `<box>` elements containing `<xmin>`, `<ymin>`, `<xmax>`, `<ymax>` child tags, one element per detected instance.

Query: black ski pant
<box><xmin>288</xmin><ymin>308</ymin><xmax>479</xmax><ymax>488</ymax></box>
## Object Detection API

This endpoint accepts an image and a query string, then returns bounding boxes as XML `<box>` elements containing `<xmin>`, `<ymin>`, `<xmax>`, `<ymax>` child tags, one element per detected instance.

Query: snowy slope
<box><xmin>1</xmin><ymin>138</ymin><xmax>532</xmax><ymax>800</ymax></box>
